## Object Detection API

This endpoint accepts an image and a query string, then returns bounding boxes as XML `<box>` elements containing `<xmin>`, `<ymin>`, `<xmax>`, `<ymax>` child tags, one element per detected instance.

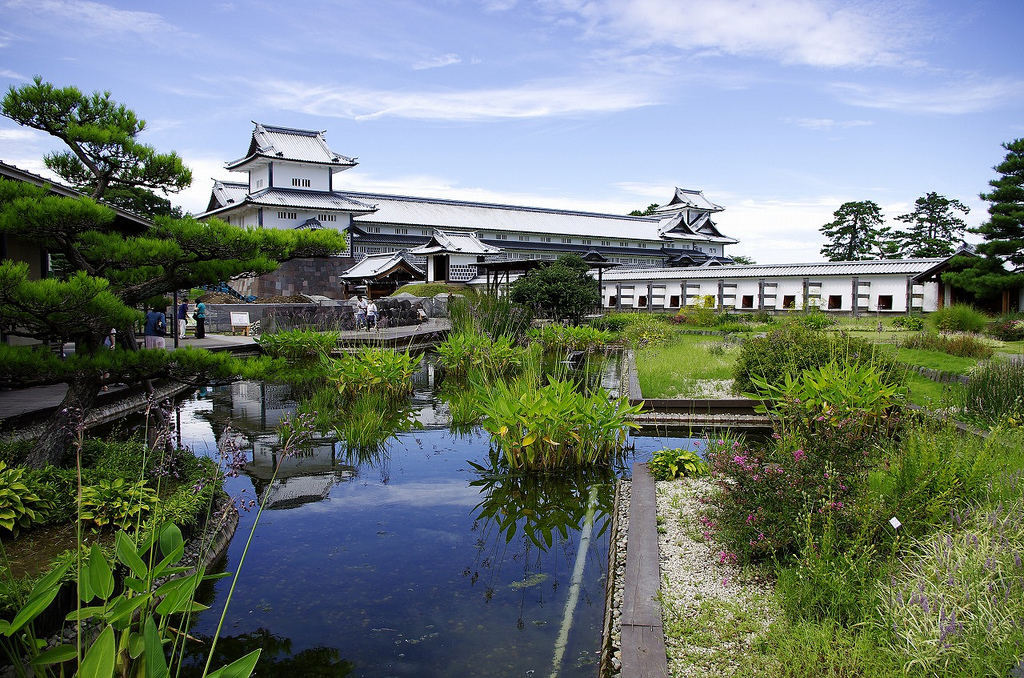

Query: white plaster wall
<box><xmin>249</xmin><ymin>166</ymin><xmax>269</xmax><ymax>192</ymax></box>
<box><xmin>274</xmin><ymin>161</ymin><xmax>331</xmax><ymax>191</ymax></box>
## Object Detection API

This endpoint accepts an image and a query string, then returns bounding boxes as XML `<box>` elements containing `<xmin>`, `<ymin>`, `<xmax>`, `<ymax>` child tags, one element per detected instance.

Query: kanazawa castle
<box><xmin>199</xmin><ymin>123</ymin><xmax>994</xmax><ymax>314</ymax></box>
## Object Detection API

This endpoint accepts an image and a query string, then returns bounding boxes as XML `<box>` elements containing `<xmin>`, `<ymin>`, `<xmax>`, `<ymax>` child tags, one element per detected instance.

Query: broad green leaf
<box><xmin>88</xmin><ymin>543</ymin><xmax>114</xmax><ymax>600</ymax></box>
<box><xmin>6</xmin><ymin>561</ymin><xmax>71</xmax><ymax>635</ymax></box>
<box><xmin>65</xmin><ymin>605</ymin><xmax>106</xmax><ymax>621</ymax></box>
<box><xmin>115</xmin><ymin>530</ymin><xmax>148</xmax><ymax>578</ymax></box>
<box><xmin>128</xmin><ymin>631</ymin><xmax>145</xmax><ymax>659</ymax></box>
<box><xmin>144</xmin><ymin>616</ymin><xmax>169</xmax><ymax>678</ymax></box>
<box><xmin>29</xmin><ymin>643</ymin><xmax>78</xmax><ymax>665</ymax></box>
<box><xmin>79</xmin><ymin>625</ymin><xmax>115</xmax><ymax>678</ymax></box>
<box><xmin>159</xmin><ymin>524</ymin><xmax>184</xmax><ymax>563</ymax></box>
<box><xmin>206</xmin><ymin>648</ymin><xmax>262</xmax><ymax>678</ymax></box>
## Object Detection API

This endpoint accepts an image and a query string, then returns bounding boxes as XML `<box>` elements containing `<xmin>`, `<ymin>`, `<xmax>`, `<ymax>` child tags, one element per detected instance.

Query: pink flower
<box><xmin>793</xmin><ymin>449</ymin><xmax>805</xmax><ymax>462</ymax></box>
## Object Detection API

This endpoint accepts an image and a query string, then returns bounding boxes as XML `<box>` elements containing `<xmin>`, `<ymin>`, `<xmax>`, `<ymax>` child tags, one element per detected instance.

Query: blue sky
<box><xmin>1</xmin><ymin>0</ymin><xmax>1022</xmax><ymax>263</ymax></box>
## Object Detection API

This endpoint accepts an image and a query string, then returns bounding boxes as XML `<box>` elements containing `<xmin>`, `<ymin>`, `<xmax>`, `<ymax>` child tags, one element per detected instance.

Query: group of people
<box><xmin>140</xmin><ymin>297</ymin><xmax>206</xmax><ymax>349</ymax></box>
<box><xmin>354</xmin><ymin>296</ymin><xmax>379</xmax><ymax>330</ymax></box>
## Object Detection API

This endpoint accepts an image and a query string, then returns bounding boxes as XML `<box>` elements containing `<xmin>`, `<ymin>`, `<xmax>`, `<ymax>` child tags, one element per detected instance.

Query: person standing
<box><xmin>177</xmin><ymin>297</ymin><xmax>189</xmax><ymax>338</ymax></box>
<box><xmin>356</xmin><ymin>296</ymin><xmax>368</xmax><ymax>329</ymax></box>
<box><xmin>144</xmin><ymin>307</ymin><xmax>167</xmax><ymax>349</ymax></box>
<box><xmin>195</xmin><ymin>299</ymin><xmax>206</xmax><ymax>339</ymax></box>
<box><xmin>366</xmin><ymin>299</ymin><xmax>379</xmax><ymax>330</ymax></box>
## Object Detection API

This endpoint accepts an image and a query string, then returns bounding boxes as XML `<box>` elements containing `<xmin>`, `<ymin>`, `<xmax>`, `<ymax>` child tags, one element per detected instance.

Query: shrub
<box><xmin>0</xmin><ymin>462</ymin><xmax>53</xmax><ymax>537</ymax></box>
<box><xmin>892</xmin><ymin>315</ymin><xmax>925</xmax><ymax>331</ymax></box>
<box><xmin>733</xmin><ymin>322</ymin><xmax>899</xmax><ymax>394</ymax></box>
<box><xmin>648</xmin><ymin>448</ymin><xmax>709</xmax><ymax>480</ymax></box>
<box><xmin>622</xmin><ymin>313</ymin><xmax>671</xmax><ymax>348</ymax></box>
<box><xmin>988</xmin><ymin>317</ymin><xmax>1024</xmax><ymax>341</ymax></box>
<box><xmin>79</xmin><ymin>477</ymin><xmax>159</xmax><ymax>531</ymax></box>
<box><xmin>588</xmin><ymin>312</ymin><xmax>632</xmax><ymax>333</ymax></box>
<box><xmin>256</xmin><ymin>328</ymin><xmax>338</xmax><ymax>365</ymax></box>
<box><xmin>929</xmin><ymin>304</ymin><xmax>988</xmax><ymax>333</ymax></box>
<box><xmin>801</xmin><ymin>309</ymin><xmax>836</xmax><ymax>330</ymax></box>
<box><xmin>898</xmin><ymin>332</ymin><xmax>994</xmax><ymax>359</ymax></box>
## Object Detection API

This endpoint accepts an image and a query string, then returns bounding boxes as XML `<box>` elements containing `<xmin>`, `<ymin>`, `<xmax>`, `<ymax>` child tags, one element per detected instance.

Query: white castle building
<box><xmin>199</xmin><ymin>123</ymin><xmax>972</xmax><ymax>313</ymax></box>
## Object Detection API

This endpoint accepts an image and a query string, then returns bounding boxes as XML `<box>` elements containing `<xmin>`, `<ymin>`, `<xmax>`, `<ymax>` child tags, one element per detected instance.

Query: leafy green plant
<box><xmin>892</xmin><ymin>315</ymin><xmax>925</xmax><ymax>331</ymax></box>
<box><xmin>79</xmin><ymin>477</ymin><xmax>159</xmax><ymax>531</ymax></box>
<box><xmin>436</xmin><ymin>332</ymin><xmax>530</xmax><ymax>381</ymax></box>
<box><xmin>529</xmin><ymin>323</ymin><xmax>614</xmax><ymax>355</ymax></box>
<box><xmin>988</xmin><ymin>315</ymin><xmax>1024</xmax><ymax>341</ymax></box>
<box><xmin>648</xmin><ymin>448</ymin><xmax>708</xmax><ymax>480</ymax></box>
<box><xmin>327</xmin><ymin>347</ymin><xmax>421</xmax><ymax>402</ymax></box>
<box><xmin>448</xmin><ymin>293</ymin><xmax>533</xmax><ymax>341</ymax></box>
<box><xmin>256</xmin><ymin>328</ymin><xmax>339</xmax><ymax>365</ymax></box>
<box><xmin>477</xmin><ymin>376</ymin><xmax>642</xmax><ymax>470</ymax></box>
<box><xmin>0</xmin><ymin>462</ymin><xmax>53</xmax><ymax>537</ymax></box>
<box><xmin>622</xmin><ymin>313</ymin><xmax>671</xmax><ymax>348</ymax></box>
<box><xmin>929</xmin><ymin>304</ymin><xmax>988</xmax><ymax>333</ymax></box>
<box><xmin>0</xmin><ymin>524</ymin><xmax>260</xmax><ymax>678</ymax></box>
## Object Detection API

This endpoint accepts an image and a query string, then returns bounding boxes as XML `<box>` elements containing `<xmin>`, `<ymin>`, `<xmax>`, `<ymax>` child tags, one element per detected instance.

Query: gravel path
<box><xmin>606</xmin><ymin>476</ymin><xmax>779</xmax><ymax>677</ymax></box>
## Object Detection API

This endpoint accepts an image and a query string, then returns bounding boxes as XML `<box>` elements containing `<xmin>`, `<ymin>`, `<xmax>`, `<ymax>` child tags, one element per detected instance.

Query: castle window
<box><xmin>365</xmin><ymin>226</ymin><xmax>381</xmax><ymax>234</ymax></box>
<box><xmin>519</xmin><ymin>235</ymin><xmax>530</xmax><ymax>241</ymax></box>
<box><xmin>581</xmin><ymin>239</ymin><xmax>592</xmax><ymax>245</ymax></box>
<box><xmin>540</xmin><ymin>236</ymin><xmax>552</xmax><ymax>243</ymax></box>
<box><xmin>292</xmin><ymin>178</ymin><xmax>311</xmax><ymax>188</ymax></box>
<box><xmin>277</xmin><ymin>211</ymin><xmax>297</xmax><ymax>220</ymax></box>
<box><xmin>395</xmin><ymin>228</ymin><xmax>408</xmax><ymax>235</ymax></box>
<box><xmin>562</xmin><ymin>237</ymin><xmax>572</xmax><ymax>244</ymax></box>
<box><xmin>317</xmin><ymin>214</ymin><xmax>337</xmax><ymax>222</ymax></box>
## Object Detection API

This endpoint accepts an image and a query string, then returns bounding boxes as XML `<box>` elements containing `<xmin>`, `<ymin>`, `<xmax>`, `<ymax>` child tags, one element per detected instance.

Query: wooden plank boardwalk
<box><xmin>620</xmin><ymin>462</ymin><xmax>669</xmax><ymax>678</ymax></box>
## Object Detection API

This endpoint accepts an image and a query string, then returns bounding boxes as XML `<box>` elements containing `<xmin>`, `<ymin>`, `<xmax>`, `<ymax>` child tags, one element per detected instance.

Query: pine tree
<box><xmin>819</xmin><ymin>201</ymin><xmax>885</xmax><ymax>261</ymax></box>
<box><xmin>943</xmin><ymin>139</ymin><xmax>1024</xmax><ymax>303</ymax></box>
<box><xmin>894</xmin><ymin>192</ymin><xmax>969</xmax><ymax>258</ymax></box>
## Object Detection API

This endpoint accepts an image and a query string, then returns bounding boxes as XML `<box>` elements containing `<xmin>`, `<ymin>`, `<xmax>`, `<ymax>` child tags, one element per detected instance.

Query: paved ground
<box><xmin>0</xmin><ymin>319</ymin><xmax>450</xmax><ymax>425</ymax></box>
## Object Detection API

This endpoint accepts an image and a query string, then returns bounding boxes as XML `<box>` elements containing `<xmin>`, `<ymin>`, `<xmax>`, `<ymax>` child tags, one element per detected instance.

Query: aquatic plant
<box><xmin>435</xmin><ymin>332</ymin><xmax>530</xmax><ymax>381</ymax></box>
<box><xmin>528</xmin><ymin>323</ymin><xmax>615</xmax><ymax>355</ymax></box>
<box><xmin>648</xmin><ymin>447</ymin><xmax>709</xmax><ymax>481</ymax></box>
<box><xmin>327</xmin><ymin>347</ymin><xmax>421</xmax><ymax>402</ymax></box>
<box><xmin>477</xmin><ymin>376</ymin><xmax>641</xmax><ymax>470</ymax></box>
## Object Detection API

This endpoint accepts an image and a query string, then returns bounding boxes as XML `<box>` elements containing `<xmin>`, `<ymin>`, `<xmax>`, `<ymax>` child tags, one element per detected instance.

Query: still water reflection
<box><xmin>173</xmin><ymin>381</ymin><xmax>691</xmax><ymax>678</ymax></box>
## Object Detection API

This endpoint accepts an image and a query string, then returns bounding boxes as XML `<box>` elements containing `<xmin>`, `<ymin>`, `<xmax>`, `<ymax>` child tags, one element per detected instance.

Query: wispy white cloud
<box><xmin>4</xmin><ymin>0</ymin><xmax>180</xmax><ymax>37</ymax></box>
<box><xmin>784</xmin><ymin>117</ymin><xmax>873</xmax><ymax>130</ymax></box>
<box><xmin>412</xmin><ymin>53</ymin><xmax>462</xmax><ymax>70</ymax></box>
<box><xmin>257</xmin><ymin>77</ymin><xmax>658</xmax><ymax>121</ymax></box>
<box><xmin>541</xmin><ymin>0</ymin><xmax>918</xmax><ymax>69</ymax></box>
<box><xmin>831</xmin><ymin>77</ymin><xmax>1024</xmax><ymax>114</ymax></box>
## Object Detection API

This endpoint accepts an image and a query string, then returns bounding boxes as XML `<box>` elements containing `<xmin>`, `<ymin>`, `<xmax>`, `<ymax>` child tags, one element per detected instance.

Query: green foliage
<box><xmin>529</xmin><ymin>323</ymin><xmax>614</xmax><ymax>355</ymax></box>
<box><xmin>447</xmin><ymin>294</ymin><xmax>533</xmax><ymax>342</ymax></box>
<box><xmin>878</xmin><ymin>497</ymin><xmax>1024</xmax><ymax>676</ymax></box>
<box><xmin>79</xmin><ymin>477</ymin><xmax>159</xmax><ymax>531</ymax></box>
<box><xmin>648</xmin><ymin>448</ymin><xmax>709</xmax><ymax>480</ymax></box>
<box><xmin>777</xmin><ymin>513</ymin><xmax>877</xmax><ymax>626</ymax></box>
<box><xmin>393</xmin><ymin>282</ymin><xmax>478</xmax><ymax>299</ymax></box>
<box><xmin>929</xmin><ymin>304</ymin><xmax>989</xmax><ymax>333</ymax></box>
<box><xmin>898</xmin><ymin>331</ymin><xmax>994</xmax><ymax>359</ymax></box>
<box><xmin>477</xmin><ymin>376</ymin><xmax>642</xmax><ymax>470</ymax></box>
<box><xmin>257</xmin><ymin>328</ymin><xmax>339</xmax><ymax>365</ymax></box>
<box><xmin>0</xmin><ymin>462</ymin><xmax>53</xmax><ymax>537</ymax></box>
<box><xmin>327</xmin><ymin>347</ymin><xmax>422</xmax><ymax>402</ymax></box>
<box><xmin>587</xmin><ymin>312</ymin><xmax>633</xmax><ymax>333</ymax></box>
<box><xmin>436</xmin><ymin>332</ymin><xmax>530</xmax><ymax>381</ymax></box>
<box><xmin>2</xmin><ymin>77</ymin><xmax>192</xmax><ymax>200</ymax></box>
<box><xmin>944</xmin><ymin>138</ymin><xmax>1024</xmax><ymax>296</ymax></box>
<box><xmin>819</xmin><ymin>200</ymin><xmax>887</xmax><ymax>261</ymax></box>
<box><xmin>331</xmin><ymin>391</ymin><xmax>420</xmax><ymax>453</ymax></box>
<box><xmin>800</xmin><ymin>309</ymin><xmax>837</xmax><ymax>330</ymax></box>
<box><xmin>893</xmin><ymin>192</ymin><xmax>970</xmax><ymax>258</ymax></box>
<box><xmin>621</xmin><ymin>313</ymin><xmax>672</xmax><ymax>348</ymax></box>
<box><xmin>509</xmin><ymin>254</ymin><xmax>599</xmax><ymax>324</ymax></box>
<box><xmin>892</xmin><ymin>315</ymin><xmax>925</xmax><ymax>331</ymax></box>
<box><xmin>733</xmin><ymin>322</ymin><xmax>899</xmax><ymax>394</ymax></box>
<box><xmin>0</xmin><ymin>523</ymin><xmax>260</xmax><ymax>678</ymax></box>
<box><xmin>959</xmin><ymin>359</ymin><xmax>1024</xmax><ymax>425</ymax></box>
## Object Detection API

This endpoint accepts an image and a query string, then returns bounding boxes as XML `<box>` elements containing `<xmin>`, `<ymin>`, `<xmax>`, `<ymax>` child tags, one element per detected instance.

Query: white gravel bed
<box><xmin>606</xmin><ymin>477</ymin><xmax>779</xmax><ymax>678</ymax></box>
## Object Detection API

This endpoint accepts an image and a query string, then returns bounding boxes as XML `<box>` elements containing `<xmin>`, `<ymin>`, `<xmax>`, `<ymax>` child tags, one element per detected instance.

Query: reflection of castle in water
<box><xmin>202</xmin><ymin>381</ymin><xmax>366</xmax><ymax>510</ymax></box>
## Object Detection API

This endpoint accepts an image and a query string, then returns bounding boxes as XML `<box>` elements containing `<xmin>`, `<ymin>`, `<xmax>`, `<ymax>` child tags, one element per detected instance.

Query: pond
<box><xmin>171</xmin><ymin>374</ymin><xmax>694</xmax><ymax>678</ymax></box>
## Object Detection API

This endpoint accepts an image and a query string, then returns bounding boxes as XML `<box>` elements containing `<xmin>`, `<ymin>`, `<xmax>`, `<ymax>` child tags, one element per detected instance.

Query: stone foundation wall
<box><xmin>239</xmin><ymin>256</ymin><xmax>357</xmax><ymax>299</ymax></box>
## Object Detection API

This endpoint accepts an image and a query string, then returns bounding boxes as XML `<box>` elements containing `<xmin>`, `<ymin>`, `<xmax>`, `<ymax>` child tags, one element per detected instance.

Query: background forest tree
<box><xmin>0</xmin><ymin>79</ymin><xmax>348</xmax><ymax>467</ymax></box>
<box><xmin>894</xmin><ymin>192</ymin><xmax>970</xmax><ymax>258</ymax></box>
<box><xmin>818</xmin><ymin>200</ymin><xmax>887</xmax><ymax>261</ymax></box>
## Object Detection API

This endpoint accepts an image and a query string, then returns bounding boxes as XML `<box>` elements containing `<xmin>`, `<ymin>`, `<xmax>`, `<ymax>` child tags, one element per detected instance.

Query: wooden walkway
<box><xmin>620</xmin><ymin>462</ymin><xmax>669</xmax><ymax>678</ymax></box>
